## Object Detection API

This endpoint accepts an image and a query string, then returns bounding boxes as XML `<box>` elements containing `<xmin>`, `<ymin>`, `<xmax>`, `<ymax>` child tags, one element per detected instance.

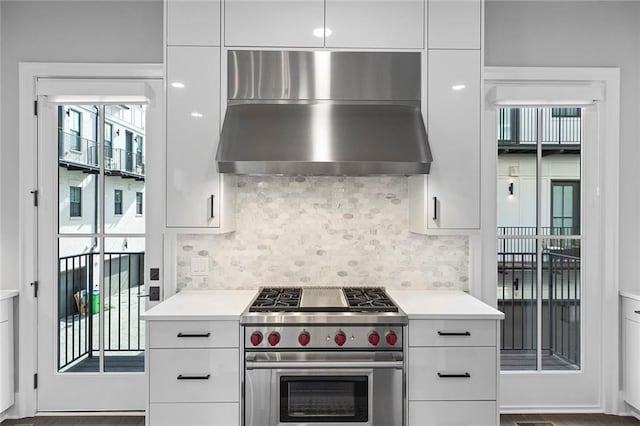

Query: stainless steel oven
<box><xmin>245</xmin><ymin>351</ymin><xmax>404</xmax><ymax>426</ymax></box>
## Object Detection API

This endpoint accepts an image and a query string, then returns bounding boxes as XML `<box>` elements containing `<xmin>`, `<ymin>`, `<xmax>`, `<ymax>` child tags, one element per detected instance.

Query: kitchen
<box><xmin>0</xmin><ymin>1</ymin><xmax>639</xmax><ymax>425</ymax></box>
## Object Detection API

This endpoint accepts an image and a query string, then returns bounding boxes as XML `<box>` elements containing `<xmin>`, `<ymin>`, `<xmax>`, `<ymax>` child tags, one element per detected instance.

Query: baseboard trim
<box><xmin>501</xmin><ymin>405</ymin><xmax>603</xmax><ymax>414</ymax></box>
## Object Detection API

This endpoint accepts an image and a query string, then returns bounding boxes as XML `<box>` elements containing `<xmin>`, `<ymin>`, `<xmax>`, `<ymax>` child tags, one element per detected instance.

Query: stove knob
<box><xmin>335</xmin><ymin>331</ymin><xmax>347</xmax><ymax>347</ymax></box>
<box><xmin>385</xmin><ymin>331</ymin><xmax>398</xmax><ymax>346</ymax></box>
<box><xmin>298</xmin><ymin>331</ymin><xmax>311</xmax><ymax>346</ymax></box>
<box><xmin>368</xmin><ymin>331</ymin><xmax>380</xmax><ymax>346</ymax></box>
<box><xmin>268</xmin><ymin>332</ymin><xmax>281</xmax><ymax>346</ymax></box>
<box><xmin>250</xmin><ymin>331</ymin><xmax>263</xmax><ymax>346</ymax></box>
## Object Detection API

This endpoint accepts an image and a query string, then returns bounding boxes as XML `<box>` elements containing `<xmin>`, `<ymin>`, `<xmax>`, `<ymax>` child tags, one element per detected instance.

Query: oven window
<box><xmin>280</xmin><ymin>376</ymin><xmax>368</xmax><ymax>423</ymax></box>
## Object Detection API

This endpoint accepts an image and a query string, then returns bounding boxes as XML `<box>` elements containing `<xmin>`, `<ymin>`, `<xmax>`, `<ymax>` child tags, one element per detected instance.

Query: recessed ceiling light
<box><xmin>171</xmin><ymin>82</ymin><xmax>185</xmax><ymax>89</ymax></box>
<box><xmin>451</xmin><ymin>84</ymin><xmax>466</xmax><ymax>91</ymax></box>
<box><xmin>191</xmin><ymin>112</ymin><xmax>203</xmax><ymax>118</ymax></box>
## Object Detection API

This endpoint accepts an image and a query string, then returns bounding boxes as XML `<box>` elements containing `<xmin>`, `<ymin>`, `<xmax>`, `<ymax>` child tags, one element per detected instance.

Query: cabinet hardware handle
<box><xmin>437</xmin><ymin>372</ymin><xmax>471</xmax><ymax>378</ymax></box>
<box><xmin>177</xmin><ymin>374</ymin><xmax>211</xmax><ymax>380</ymax></box>
<box><xmin>635</xmin><ymin>310</ymin><xmax>640</xmax><ymax>315</ymax></box>
<box><xmin>209</xmin><ymin>194</ymin><xmax>215</xmax><ymax>220</ymax></box>
<box><xmin>438</xmin><ymin>331</ymin><xmax>471</xmax><ymax>336</ymax></box>
<box><xmin>433</xmin><ymin>196</ymin><xmax>438</xmax><ymax>221</ymax></box>
<box><xmin>177</xmin><ymin>332</ymin><xmax>211</xmax><ymax>338</ymax></box>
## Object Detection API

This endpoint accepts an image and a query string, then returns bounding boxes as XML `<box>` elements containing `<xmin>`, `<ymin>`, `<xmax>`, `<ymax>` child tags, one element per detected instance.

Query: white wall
<box><xmin>0</xmin><ymin>0</ymin><xmax>163</xmax><ymax>291</ymax></box>
<box><xmin>486</xmin><ymin>0</ymin><xmax>640</xmax><ymax>291</ymax></box>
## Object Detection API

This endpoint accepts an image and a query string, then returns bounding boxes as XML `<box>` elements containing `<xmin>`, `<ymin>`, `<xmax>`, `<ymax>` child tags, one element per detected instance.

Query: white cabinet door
<box><xmin>167</xmin><ymin>0</ymin><xmax>221</xmax><ymax>46</ymax></box>
<box><xmin>149</xmin><ymin>403</ymin><xmax>239</xmax><ymax>426</ymax></box>
<box><xmin>409</xmin><ymin>401</ymin><xmax>496</xmax><ymax>426</ymax></box>
<box><xmin>426</xmin><ymin>49</ymin><xmax>480</xmax><ymax>230</ymax></box>
<box><xmin>0</xmin><ymin>300</ymin><xmax>13</xmax><ymax>413</ymax></box>
<box><xmin>225</xmin><ymin>0</ymin><xmax>324</xmax><ymax>47</ymax></box>
<box><xmin>325</xmin><ymin>0</ymin><xmax>424</xmax><ymax>48</ymax></box>
<box><xmin>166</xmin><ymin>46</ymin><xmax>221</xmax><ymax>228</ymax></box>
<box><xmin>624</xmin><ymin>317</ymin><xmax>640</xmax><ymax>409</ymax></box>
<box><xmin>428</xmin><ymin>0</ymin><xmax>481</xmax><ymax>49</ymax></box>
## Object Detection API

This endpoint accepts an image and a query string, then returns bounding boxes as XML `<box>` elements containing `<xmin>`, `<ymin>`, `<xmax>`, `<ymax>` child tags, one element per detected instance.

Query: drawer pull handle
<box><xmin>438</xmin><ymin>331</ymin><xmax>471</xmax><ymax>336</ymax></box>
<box><xmin>635</xmin><ymin>310</ymin><xmax>640</xmax><ymax>315</ymax></box>
<box><xmin>437</xmin><ymin>372</ymin><xmax>471</xmax><ymax>378</ymax></box>
<box><xmin>177</xmin><ymin>332</ymin><xmax>211</xmax><ymax>338</ymax></box>
<box><xmin>177</xmin><ymin>374</ymin><xmax>211</xmax><ymax>380</ymax></box>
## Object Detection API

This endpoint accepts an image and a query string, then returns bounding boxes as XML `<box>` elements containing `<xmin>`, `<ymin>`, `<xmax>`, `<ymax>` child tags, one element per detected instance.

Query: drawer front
<box><xmin>409</xmin><ymin>320</ymin><xmax>496</xmax><ymax>347</ymax></box>
<box><xmin>408</xmin><ymin>347</ymin><xmax>496</xmax><ymax>401</ymax></box>
<box><xmin>149</xmin><ymin>348</ymin><xmax>239</xmax><ymax>403</ymax></box>
<box><xmin>622</xmin><ymin>297</ymin><xmax>640</xmax><ymax>322</ymax></box>
<box><xmin>149</xmin><ymin>402</ymin><xmax>239</xmax><ymax>426</ymax></box>
<box><xmin>409</xmin><ymin>401</ymin><xmax>496</xmax><ymax>426</ymax></box>
<box><xmin>149</xmin><ymin>321</ymin><xmax>238</xmax><ymax>349</ymax></box>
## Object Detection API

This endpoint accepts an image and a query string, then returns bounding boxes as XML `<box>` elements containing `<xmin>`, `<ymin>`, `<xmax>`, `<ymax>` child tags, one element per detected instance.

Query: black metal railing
<box><xmin>58</xmin><ymin>251</ymin><xmax>145</xmax><ymax>371</ymax></box>
<box><xmin>58</xmin><ymin>130</ymin><xmax>144</xmax><ymax>178</ymax></box>
<box><xmin>498</xmin><ymin>107</ymin><xmax>582</xmax><ymax>147</ymax></box>
<box><xmin>497</xmin><ymin>244</ymin><xmax>580</xmax><ymax>369</ymax></box>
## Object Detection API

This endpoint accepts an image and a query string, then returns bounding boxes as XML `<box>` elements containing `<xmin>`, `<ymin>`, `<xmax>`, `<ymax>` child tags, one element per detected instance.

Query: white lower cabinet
<box><xmin>0</xmin><ymin>298</ymin><xmax>14</xmax><ymax>413</ymax></box>
<box><xmin>407</xmin><ymin>319</ymin><xmax>499</xmax><ymax>426</ymax></box>
<box><xmin>146</xmin><ymin>320</ymin><xmax>240</xmax><ymax>426</ymax></box>
<box><xmin>623</xmin><ymin>296</ymin><xmax>640</xmax><ymax>410</ymax></box>
<box><xmin>149</xmin><ymin>403</ymin><xmax>239</xmax><ymax>426</ymax></box>
<box><xmin>409</xmin><ymin>401</ymin><xmax>497</xmax><ymax>426</ymax></box>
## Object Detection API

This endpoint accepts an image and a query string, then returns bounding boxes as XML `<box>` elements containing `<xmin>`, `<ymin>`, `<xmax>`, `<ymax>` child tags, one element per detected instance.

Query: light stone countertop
<box><xmin>141</xmin><ymin>290</ymin><xmax>256</xmax><ymax>321</ymax></box>
<box><xmin>387</xmin><ymin>289</ymin><xmax>504</xmax><ymax>320</ymax></box>
<box><xmin>142</xmin><ymin>289</ymin><xmax>503</xmax><ymax>321</ymax></box>
<box><xmin>620</xmin><ymin>290</ymin><xmax>640</xmax><ymax>302</ymax></box>
<box><xmin>0</xmin><ymin>290</ymin><xmax>19</xmax><ymax>302</ymax></box>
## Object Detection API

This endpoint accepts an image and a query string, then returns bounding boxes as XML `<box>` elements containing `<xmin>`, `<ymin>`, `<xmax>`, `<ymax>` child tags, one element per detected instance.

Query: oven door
<box><xmin>245</xmin><ymin>351</ymin><xmax>403</xmax><ymax>426</ymax></box>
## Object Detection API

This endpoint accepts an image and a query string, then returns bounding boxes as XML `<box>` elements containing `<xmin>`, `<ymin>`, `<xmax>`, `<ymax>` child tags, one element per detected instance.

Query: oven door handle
<box><xmin>245</xmin><ymin>360</ymin><xmax>404</xmax><ymax>370</ymax></box>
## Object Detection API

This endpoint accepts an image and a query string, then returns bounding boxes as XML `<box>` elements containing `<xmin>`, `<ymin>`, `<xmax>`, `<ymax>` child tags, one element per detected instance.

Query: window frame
<box><xmin>135</xmin><ymin>191</ymin><xmax>143</xmax><ymax>216</ymax></box>
<box><xmin>68</xmin><ymin>108</ymin><xmax>82</xmax><ymax>152</ymax></box>
<box><xmin>69</xmin><ymin>186</ymin><xmax>82</xmax><ymax>218</ymax></box>
<box><xmin>114</xmin><ymin>189</ymin><xmax>123</xmax><ymax>216</ymax></box>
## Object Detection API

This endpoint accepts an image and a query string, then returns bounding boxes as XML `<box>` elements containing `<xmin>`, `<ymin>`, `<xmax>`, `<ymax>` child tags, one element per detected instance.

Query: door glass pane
<box><xmin>542</xmin><ymin>238</ymin><xmax>581</xmax><ymax>370</ymax></box>
<box><xmin>58</xmin><ymin>237</ymin><xmax>100</xmax><ymax>373</ymax></box>
<box><xmin>104</xmin><ymin>104</ymin><xmax>146</xmax><ymax>235</ymax></box>
<box><xmin>497</xmin><ymin>238</ymin><xmax>538</xmax><ymax>370</ymax></box>
<box><xmin>58</xmin><ymin>104</ymin><xmax>100</xmax><ymax>234</ymax></box>
<box><xmin>103</xmin><ymin>237</ymin><xmax>145</xmax><ymax>373</ymax></box>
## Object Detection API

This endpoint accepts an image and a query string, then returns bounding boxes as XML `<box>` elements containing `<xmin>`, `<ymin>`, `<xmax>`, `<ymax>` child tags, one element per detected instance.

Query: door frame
<box><xmin>482</xmin><ymin>67</ymin><xmax>620</xmax><ymax>413</ymax></box>
<box><xmin>17</xmin><ymin>62</ymin><xmax>163</xmax><ymax>417</ymax></box>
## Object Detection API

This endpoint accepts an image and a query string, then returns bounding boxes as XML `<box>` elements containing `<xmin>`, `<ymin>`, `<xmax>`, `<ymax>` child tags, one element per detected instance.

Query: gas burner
<box><xmin>249</xmin><ymin>287</ymin><xmax>302</xmax><ymax>312</ymax></box>
<box><xmin>343</xmin><ymin>287</ymin><xmax>399</xmax><ymax>312</ymax></box>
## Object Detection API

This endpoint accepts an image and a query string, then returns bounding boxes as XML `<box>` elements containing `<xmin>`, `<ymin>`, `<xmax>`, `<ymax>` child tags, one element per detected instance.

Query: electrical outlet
<box><xmin>150</xmin><ymin>268</ymin><xmax>160</xmax><ymax>281</ymax></box>
<box><xmin>149</xmin><ymin>286</ymin><xmax>160</xmax><ymax>301</ymax></box>
<box><xmin>190</xmin><ymin>257</ymin><xmax>209</xmax><ymax>276</ymax></box>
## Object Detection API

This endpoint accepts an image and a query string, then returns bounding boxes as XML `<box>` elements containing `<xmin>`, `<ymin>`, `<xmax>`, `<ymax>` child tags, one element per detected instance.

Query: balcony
<box><xmin>498</xmin><ymin>107</ymin><xmax>582</xmax><ymax>155</ymax></box>
<box><xmin>58</xmin><ymin>252</ymin><xmax>145</xmax><ymax>373</ymax></box>
<box><xmin>58</xmin><ymin>130</ymin><xmax>145</xmax><ymax>181</ymax></box>
<box><xmin>498</xmin><ymin>227</ymin><xmax>580</xmax><ymax>371</ymax></box>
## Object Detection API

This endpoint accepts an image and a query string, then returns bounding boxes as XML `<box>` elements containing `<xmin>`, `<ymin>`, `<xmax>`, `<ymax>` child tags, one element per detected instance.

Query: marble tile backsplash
<box><xmin>176</xmin><ymin>176</ymin><xmax>469</xmax><ymax>291</ymax></box>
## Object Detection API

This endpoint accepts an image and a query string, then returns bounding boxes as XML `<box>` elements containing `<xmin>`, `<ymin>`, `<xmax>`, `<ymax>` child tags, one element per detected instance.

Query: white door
<box><xmin>494</xmin><ymin>105</ymin><xmax>601</xmax><ymax>409</ymax></box>
<box><xmin>35</xmin><ymin>79</ymin><xmax>163</xmax><ymax>411</ymax></box>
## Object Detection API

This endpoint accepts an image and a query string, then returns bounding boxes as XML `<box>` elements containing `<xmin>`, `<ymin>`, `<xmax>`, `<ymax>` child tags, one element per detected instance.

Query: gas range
<box><xmin>242</xmin><ymin>287</ymin><xmax>406</xmax><ymax>425</ymax></box>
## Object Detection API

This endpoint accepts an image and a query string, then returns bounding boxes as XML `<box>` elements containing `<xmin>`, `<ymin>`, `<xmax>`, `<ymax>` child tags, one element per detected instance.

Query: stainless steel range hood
<box><xmin>216</xmin><ymin>51</ymin><xmax>431</xmax><ymax>176</ymax></box>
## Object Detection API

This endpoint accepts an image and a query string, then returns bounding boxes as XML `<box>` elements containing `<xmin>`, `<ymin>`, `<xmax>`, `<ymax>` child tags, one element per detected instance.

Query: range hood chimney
<box><xmin>216</xmin><ymin>50</ymin><xmax>432</xmax><ymax>176</ymax></box>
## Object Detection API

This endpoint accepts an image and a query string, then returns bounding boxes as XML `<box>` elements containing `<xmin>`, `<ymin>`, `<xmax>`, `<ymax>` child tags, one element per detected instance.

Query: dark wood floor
<box><xmin>2</xmin><ymin>414</ymin><xmax>639</xmax><ymax>426</ymax></box>
<box><xmin>501</xmin><ymin>414</ymin><xmax>640</xmax><ymax>425</ymax></box>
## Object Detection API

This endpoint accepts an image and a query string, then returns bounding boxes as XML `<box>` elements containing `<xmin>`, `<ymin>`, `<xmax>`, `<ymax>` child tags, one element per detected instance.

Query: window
<box><xmin>551</xmin><ymin>180</ymin><xmax>580</xmax><ymax>235</ymax></box>
<box><xmin>135</xmin><ymin>135</ymin><xmax>143</xmax><ymax>167</ymax></box>
<box><xmin>552</xmin><ymin>107</ymin><xmax>581</xmax><ymax>118</ymax></box>
<box><xmin>69</xmin><ymin>109</ymin><xmax>81</xmax><ymax>151</ymax></box>
<box><xmin>136</xmin><ymin>192</ymin><xmax>143</xmax><ymax>215</ymax></box>
<box><xmin>104</xmin><ymin>122</ymin><xmax>113</xmax><ymax>159</ymax></box>
<box><xmin>114</xmin><ymin>189</ymin><xmax>123</xmax><ymax>215</ymax></box>
<box><xmin>125</xmin><ymin>131</ymin><xmax>133</xmax><ymax>172</ymax></box>
<box><xmin>69</xmin><ymin>187</ymin><xmax>82</xmax><ymax>218</ymax></box>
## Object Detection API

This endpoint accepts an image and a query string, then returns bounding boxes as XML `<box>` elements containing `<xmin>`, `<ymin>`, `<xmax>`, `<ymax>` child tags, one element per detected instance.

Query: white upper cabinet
<box><xmin>167</xmin><ymin>0</ymin><xmax>221</xmax><ymax>46</ymax></box>
<box><xmin>428</xmin><ymin>0</ymin><xmax>481</xmax><ymax>49</ymax></box>
<box><xmin>225</xmin><ymin>0</ymin><xmax>325</xmax><ymax>47</ymax></box>
<box><xmin>325</xmin><ymin>0</ymin><xmax>424</xmax><ymax>48</ymax></box>
<box><xmin>423</xmin><ymin>49</ymin><xmax>480</xmax><ymax>231</ymax></box>
<box><xmin>166</xmin><ymin>46</ymin><xmax>222</xmax><ymax>228</ymax></box>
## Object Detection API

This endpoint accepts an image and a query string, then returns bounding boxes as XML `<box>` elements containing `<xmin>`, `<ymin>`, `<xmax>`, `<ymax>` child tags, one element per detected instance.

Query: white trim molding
<box><xmin>17</xmin><ymin>62</ymin><xmax>163</xmax><ymax>418</ymax></box>
<box><xmin>483</xmin><ymin>66</ymin><xmax>621</xmax><ymax>414</ymax></box>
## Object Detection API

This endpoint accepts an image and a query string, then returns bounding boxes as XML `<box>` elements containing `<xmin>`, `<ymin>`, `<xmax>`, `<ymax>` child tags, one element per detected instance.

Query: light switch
<box><xmin>190</xmin><ymin>257</ymin><xmax>209</xmax><ymax>276</ymax></box>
